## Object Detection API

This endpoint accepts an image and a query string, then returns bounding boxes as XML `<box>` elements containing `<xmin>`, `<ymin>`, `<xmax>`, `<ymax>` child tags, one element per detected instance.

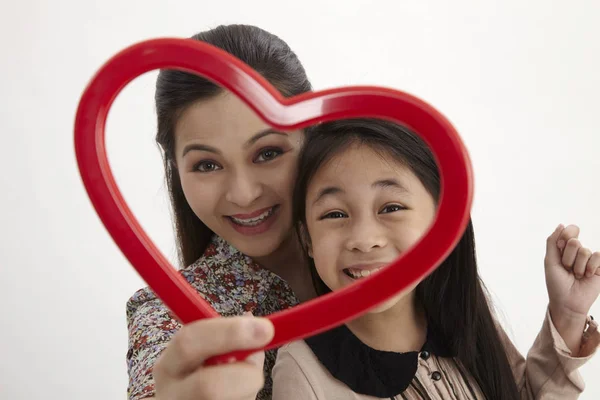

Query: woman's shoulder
<box><xmin>126</xmin><ymin>286</ymin><xmax>160</xmax><ymax>319</ymax></box>
<box><xmin>126</xmin><ymin>286</ymin><xmax>181</xmax><ymax>346</ymax></box>
<box><xmin>126</xmin><ymin>235</ymin><xmax>299</xmax><ymax>319</ymax></box>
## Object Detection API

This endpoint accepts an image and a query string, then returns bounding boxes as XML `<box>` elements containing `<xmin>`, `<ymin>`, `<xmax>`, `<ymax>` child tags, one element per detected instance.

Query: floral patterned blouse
<box><xmin>126</xmin><ymin>235</ymin><xmax>299</xmax><ymax>400</ymax></box>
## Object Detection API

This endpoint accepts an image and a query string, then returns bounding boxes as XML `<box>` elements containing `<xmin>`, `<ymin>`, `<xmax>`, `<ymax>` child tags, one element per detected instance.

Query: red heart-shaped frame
<box><xmin>74</xmin><ymin>38</ymin><xmax>473</xmax><ymax>364</ymax></box>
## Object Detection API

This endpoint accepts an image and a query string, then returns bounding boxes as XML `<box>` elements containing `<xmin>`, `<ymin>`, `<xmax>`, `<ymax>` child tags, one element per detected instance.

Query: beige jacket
<box><xmin>272</xmin><ymin>309</ymin><xmax>599</xmax><ymax>399</ymax></box>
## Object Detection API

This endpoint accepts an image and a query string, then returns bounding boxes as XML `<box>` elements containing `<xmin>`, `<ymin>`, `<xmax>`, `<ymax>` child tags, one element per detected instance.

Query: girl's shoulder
<box><xmin>276</xmin><ymin>339</ymin><xmax>330</xmax><ymax>382</ymax></box>
<box><xmin>274</xmin><ymin>340</ymin><xmax>376</xmax><ymax>399</ymax></box>
<box><xmin>274</xmin><ymin>340</ymin><xmax>329</xmax><ymax>398</ymax></box>
<box><xmin>278</xmin><ymin>339</ymin><xmax>317</xmax><ymax>362</ymax></box>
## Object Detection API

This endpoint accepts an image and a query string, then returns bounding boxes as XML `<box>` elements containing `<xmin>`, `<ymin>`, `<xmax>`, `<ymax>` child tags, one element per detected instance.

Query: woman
<box><xmin>126</xmin><ymin>24</ymin><xmax>316</xmax><ymax>400</ymax></box>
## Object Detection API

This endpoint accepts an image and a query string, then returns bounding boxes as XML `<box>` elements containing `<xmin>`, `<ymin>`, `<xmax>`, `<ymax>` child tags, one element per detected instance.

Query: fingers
<box><xmin>557</xmin><ymin>224</ymin><xmax>580</xmax><ymax>251</ymax></box>
<box><xmin>178</xmin><ymin>362</ymin><xmax>266</xmax><ymax>400</ymax></box>
<box><xmin>561</xmin><ymin>238</ymin><xmax>599</xmax><ymax>279</ymax></box>
<box><xmin>554</xmin><ymin>224</ymin><xmax>600</xmax><ymax>278</ymax></box>
<box><xmin>546</xmin><ymin>224</ymin><xmax>565</xmax><ymax>257</ymax></box>
<box><xmin>245</xmin><ymin>350</ymin><xmax>266</xmax><ymax>369</ymax></box>
<box><xmin>587</xmin><ymin>251</ymin><xmax>600</xmax><ymax>277</ymax></box>
<box><xmin>562</xmin><ymin>238</ymin><xmax>582</xmax><ymax>270</ymax></box>
<box><xmin>571</xmin><ymin>244</ymin><xmax>592</xmax><ymax>278</ymax></box>
<box><xmin>157</xmin><ymin>316</ymin><xmax>274</xmax><ymax>378</ymax></box>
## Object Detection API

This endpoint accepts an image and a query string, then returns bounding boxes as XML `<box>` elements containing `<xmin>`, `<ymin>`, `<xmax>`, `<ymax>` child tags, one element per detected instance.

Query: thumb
<box><xmin>545</xmin><ymin>224</ymin><xmax>565</xmax><ymax>263</ymax></box>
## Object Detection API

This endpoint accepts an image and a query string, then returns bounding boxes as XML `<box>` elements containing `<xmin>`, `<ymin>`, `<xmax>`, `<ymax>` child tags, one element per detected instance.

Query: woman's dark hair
<box><xmin>292</xmin><ymin>118</ymin><xmax>520</xmax><ymax>400</ymax></box>
<box><xmin>155</xmin><ymin>24</ymin><xmax>312</xmax><ymax>267</ymax></box>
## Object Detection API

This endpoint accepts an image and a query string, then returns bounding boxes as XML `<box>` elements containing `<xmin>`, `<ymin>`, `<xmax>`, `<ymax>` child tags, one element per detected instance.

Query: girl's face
<box><xmin>305</xmin><ymin>143</ymin><xmax>437</xmax><ymax>313</ymax></box>
<box><xmin>174</xmin><ymin>92</ymin><xmax>304</xmax><ymax>258</ymax></box>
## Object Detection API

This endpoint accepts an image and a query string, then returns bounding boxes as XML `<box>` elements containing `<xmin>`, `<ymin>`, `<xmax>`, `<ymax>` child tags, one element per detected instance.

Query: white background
<box><xmin>1</xmin><ymin>0</ymin><xmax>599</xmax><ymax>398</ymax></box>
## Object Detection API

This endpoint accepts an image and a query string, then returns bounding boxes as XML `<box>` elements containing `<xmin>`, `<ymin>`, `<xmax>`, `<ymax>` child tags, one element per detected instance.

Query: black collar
<box><xmin>304</xmin><ymin>321</ymin><xmax>455</xmax><ymax>398</ymax></box>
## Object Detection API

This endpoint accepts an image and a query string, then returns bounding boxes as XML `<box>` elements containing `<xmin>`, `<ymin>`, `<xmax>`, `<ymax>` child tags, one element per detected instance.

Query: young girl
<box><xmin>272</xmin><ymin>118</ymin><xmax>600</xmax><ymax>399</ymax></box>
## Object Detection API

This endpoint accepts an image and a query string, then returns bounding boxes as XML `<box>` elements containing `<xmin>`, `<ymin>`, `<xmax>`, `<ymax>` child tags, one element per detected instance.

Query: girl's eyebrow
<box><xmin>312</xmin><ymin>178</ymin><xmax>409</xmax><ymax>206</ymax></box>
<box><xmin>373</xmin><ymin>178</ymin><xmax>409</xmax><ymax>192</ymax></box>
<box><xmin>312</xmin><ymin>186</ymin><xmax>343</xmax><ymax>206</ymax></box>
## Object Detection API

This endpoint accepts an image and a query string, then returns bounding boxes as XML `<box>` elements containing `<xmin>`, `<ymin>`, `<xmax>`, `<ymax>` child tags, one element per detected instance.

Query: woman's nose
<box><xmin>224</xmin><ymin>171</ymin><xmax>263</xmax><ymax>208</ymax></box>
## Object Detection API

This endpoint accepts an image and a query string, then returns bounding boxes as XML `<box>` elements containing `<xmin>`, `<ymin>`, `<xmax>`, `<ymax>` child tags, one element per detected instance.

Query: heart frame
<box><xmin>74</xmin><ymin>38</ymin><xmax>473</xmax><ymax>364</ymax></box>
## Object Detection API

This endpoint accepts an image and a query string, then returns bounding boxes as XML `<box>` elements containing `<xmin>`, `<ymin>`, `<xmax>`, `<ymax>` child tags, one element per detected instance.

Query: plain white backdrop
<box><xmin>1</xmin><ymin>0</ymin><xmax>599</xmax><ymax>398</ymax></box>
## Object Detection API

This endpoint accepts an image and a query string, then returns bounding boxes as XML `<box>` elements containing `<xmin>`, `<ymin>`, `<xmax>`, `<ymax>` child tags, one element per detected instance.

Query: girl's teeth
<box><xmin>346</xmin><ymin>267</ymin><xmax>383</xmax><ymax>279</ymax></box>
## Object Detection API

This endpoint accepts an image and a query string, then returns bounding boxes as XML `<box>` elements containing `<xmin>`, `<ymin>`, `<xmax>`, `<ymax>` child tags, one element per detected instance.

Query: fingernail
<box><xmin>251</xmin><ymin>319</ymin><xmax>271</xmax><ymax>341</ymax></box>
<box><xmin>557</xmin><ymin>240</ymin><xmax>565</xmax><ymax>249</ymax></box>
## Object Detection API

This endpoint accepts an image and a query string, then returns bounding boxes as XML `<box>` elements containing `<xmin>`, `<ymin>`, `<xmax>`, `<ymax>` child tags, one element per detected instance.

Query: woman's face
<box><xmin>174</xmin><ymin>92</ymin><xmax>304</xmax><ymax>258</ymax></box>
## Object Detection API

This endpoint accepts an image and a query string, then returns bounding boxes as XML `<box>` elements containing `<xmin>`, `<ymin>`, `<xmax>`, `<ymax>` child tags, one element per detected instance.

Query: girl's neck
<box><xmin>346</xmin><ymin>292</ymin><xmax>427</xmax><ymax>353</ymax></box>
<box><xmin>253</xmin><ymin>234</ymin><xmax>316</xmax><ymax>303</ymax></box>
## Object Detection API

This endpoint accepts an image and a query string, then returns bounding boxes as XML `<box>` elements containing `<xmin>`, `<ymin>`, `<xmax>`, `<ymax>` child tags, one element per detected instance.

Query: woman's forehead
<box><xmin>175</xmin><ymin>93</ymin><xmax>271</xmax><ymax>144</ymax></box>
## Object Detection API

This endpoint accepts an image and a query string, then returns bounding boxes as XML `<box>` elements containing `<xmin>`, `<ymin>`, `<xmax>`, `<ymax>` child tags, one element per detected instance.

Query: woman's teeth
<box><xmin>230</xmin><ymin>207</ymin><xmax>275</xmax><ymax>226</ymax></box>
<box><xmin>343</xmin><ymin>267</ymin><xmax>384</xmax><ymax>279</ymax></box>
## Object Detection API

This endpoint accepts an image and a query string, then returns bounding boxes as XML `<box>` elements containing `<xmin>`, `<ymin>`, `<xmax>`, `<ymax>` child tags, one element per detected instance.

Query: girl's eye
<box><xmin>194</xmin><ymin>160</ymin><xmax>222</xmax><ymax>172</ymax></box>
<box><xmin>255</xmin><ymin>148</ymin><xmax>283</xmax><ymax>163</ymax></box>
<box><xmin>380</xmin><ymin>204</ymin><xmax>405</xmax><ymax>214</ymax></box>
<box><xmin>321</xmin><ymin>211</ymin><xmax>347</xmax><ymax>220</ymax></box>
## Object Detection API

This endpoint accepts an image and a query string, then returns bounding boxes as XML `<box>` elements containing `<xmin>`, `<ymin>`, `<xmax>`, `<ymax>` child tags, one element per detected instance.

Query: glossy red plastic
<box><xmin>74</xmin><ymin>38</ymin><xmax>474</xmax><ymax>364</ymax></box>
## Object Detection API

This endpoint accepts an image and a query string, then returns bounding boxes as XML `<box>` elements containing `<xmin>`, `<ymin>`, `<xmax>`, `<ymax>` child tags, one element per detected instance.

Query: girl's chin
<box><xmin>366</xmin><ymin>297</ymin><xmax>402</xmax><ymax>314</ymax></box>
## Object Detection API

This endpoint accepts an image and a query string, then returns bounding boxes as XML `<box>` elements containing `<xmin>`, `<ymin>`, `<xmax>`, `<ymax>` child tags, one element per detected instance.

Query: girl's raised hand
<box><xmin>545</xmin><ymin>224</ymin><xmax>600</xmax><ymax>323</ymax></box>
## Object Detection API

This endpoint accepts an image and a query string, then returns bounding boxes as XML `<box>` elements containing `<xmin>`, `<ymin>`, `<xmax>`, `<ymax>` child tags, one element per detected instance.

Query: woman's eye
<box><xmin>321</xmin><ymin>211</ymin><xmax>347</xmax><ymax>220</ymax></box>
<box><xmin>194</xmin><ymin>161</ymin><xmax>222</xmax><ymax>172</ymax></box>
<box><xmin>255</xmin><ymin>148</ymin><xmax>283</xmax><ymax>163</ymax></box>
<box><xmin>380</xmin><ymin>204</ymin><xmax>405</xmax><ymax>214</ymax></box>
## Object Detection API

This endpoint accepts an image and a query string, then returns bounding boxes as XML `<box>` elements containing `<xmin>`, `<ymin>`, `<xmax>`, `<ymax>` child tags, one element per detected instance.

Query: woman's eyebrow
<box><xmin>182</xmin><ymin>143</ymin><xmax>220</xmax><ymax>157</ymax></box>
<box><xmin>182</xmin><ymin>129</ymin><xmax>286</xmax><ymax>157</ymax></box>
<box><xmin>244</xmin><ymin>129</ymin><xmax>287</xmax><ymax>148</ymax></box>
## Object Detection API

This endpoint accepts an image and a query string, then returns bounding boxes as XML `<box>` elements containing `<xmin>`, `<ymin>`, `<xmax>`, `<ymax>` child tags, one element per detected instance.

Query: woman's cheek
<box><xmin>182</xmin><ymin>179</ymin><xmax>220</xmax><ymax>216</ymax></box>
<box><xmin>277</xmin><ymin>159</ymin><xmax>299</xmax><ymax>192</ymax></box>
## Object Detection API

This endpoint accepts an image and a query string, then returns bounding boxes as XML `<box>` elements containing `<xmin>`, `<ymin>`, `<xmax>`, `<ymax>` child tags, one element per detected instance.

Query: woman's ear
<box><xmin>298</xmin><ymin>223</ymin><xmax>313</xmax><ymax>258</ymax></box>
